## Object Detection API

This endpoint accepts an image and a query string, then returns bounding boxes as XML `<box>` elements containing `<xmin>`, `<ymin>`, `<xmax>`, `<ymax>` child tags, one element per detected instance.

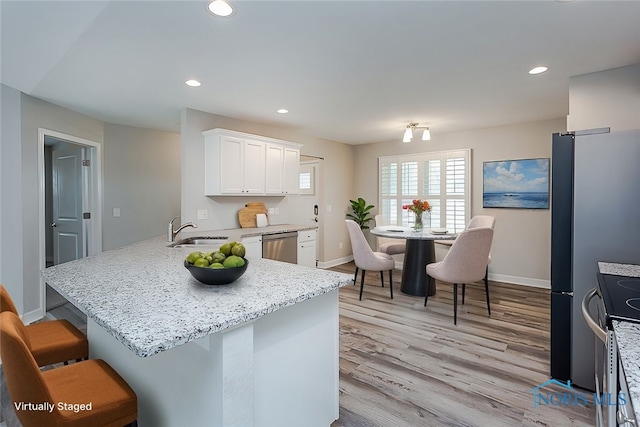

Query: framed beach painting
<box><xmin>483</xmin><ymin>158</ymin><xmax>550</xmax><ymax>209</ymax></box>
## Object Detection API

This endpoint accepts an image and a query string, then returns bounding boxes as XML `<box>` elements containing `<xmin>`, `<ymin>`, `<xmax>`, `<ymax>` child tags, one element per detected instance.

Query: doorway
<box><xmin>38</xmin><ymin>129</ymin><xmax>102</xmax><ymax>316</ymax></box>
<box><xmin>288</xmin><ymin>158</ymin><xmax>322</xmax><ymax>264</ymax></box>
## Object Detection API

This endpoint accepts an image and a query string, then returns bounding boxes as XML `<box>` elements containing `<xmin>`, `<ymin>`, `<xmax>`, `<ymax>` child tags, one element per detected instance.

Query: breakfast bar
<box><xmin>42</xmin><ymin>236</ymin><xmax>352</xmax><ymax>427</ymax></box>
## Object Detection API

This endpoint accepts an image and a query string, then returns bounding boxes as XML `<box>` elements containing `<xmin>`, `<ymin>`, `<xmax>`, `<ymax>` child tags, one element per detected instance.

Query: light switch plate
<box><xmin>113</xmin><ymin>207</ymin><xmax>121</xmax><ymax>217</ymax></box>
<box><xmin>197</xmin><ymin>209</ymin><xmax>208</xmax><ymax>220</ymax></box>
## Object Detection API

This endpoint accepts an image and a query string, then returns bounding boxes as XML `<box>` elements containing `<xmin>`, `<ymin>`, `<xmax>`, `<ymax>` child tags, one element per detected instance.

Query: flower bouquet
<box><xmin>403</xmin><ymin>199</ymin><xmax>431</xmax><ymax>231</ymax></box>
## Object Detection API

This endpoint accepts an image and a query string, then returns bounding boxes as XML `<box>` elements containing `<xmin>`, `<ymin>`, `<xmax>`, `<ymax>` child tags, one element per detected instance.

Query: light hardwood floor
<box><xmin>330</xmin><ymin>262</ymin><xmax>594</xmax><ymax>427</ymax></box>
<box><xmin>39</xmin><ymin>263</ymin><xmax>595</xmax><ymax>426</ymax></box>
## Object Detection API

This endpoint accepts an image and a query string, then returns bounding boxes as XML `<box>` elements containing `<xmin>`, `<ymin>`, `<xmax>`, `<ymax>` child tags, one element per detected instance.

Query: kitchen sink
<box><xmin>167</xmin><ymin>236</ymin><xmax>228</xmax><ymax>248</ymax></box>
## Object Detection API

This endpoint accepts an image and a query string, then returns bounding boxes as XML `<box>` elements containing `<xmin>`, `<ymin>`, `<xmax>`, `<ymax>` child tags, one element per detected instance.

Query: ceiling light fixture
<box><xmin>403</xmin><ymin>123</ymin><xmax>431</xmax><ymax>143</ymax></box>
<box><xmin>185</xmin><ymin>79</ymin><xmax>201</xmax><ymax>87</ymax></box>
<box><xmin>529</xmin><ymin>66</ymin><xmax>548</xmax><ymax>75</ymax></box>
<box><xmin>276</xmin><ymin>109</ymin><xmax>289</xmax><ymax>114</ymax></box>
<box><xmin>207</xmin><ymin>0</ymin><xmax>233</xmax><ymax>17</ymax></box>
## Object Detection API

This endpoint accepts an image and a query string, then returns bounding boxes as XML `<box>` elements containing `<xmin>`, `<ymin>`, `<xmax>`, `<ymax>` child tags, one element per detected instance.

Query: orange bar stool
<box><xmin>1</xmin><ymin>285</ymin><xmax>88</xmax><ymax>366</ymax></box>
<box><xmin>1</xmin><ymin>312</ymin><xmax>138</xmax><ymax>427</ymax></box>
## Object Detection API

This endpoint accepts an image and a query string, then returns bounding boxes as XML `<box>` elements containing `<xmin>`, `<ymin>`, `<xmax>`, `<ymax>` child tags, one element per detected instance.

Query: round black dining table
<box><xmin>370</xmin><ymin>226</ymin><xmax>456</xmax><ymax>297</ymax></box>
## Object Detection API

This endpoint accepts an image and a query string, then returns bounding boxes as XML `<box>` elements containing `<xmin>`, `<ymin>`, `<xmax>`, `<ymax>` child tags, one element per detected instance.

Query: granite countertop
<box><xmin>613</xmin><ymin>320</ymin><xmax>640</xmax><ymax>422</ymax></box>
<box><xmin>42</xmin><ymin>234</ymin><xmax>351</xmax><ymax>358</ymax></box>
<box><xmin>177</xmin><ymin>223</ymin><xmax>318</xmax><ymax>242</ymax></box>
<box><xmin>599</xmin><ymin>262</ymin><xmax>640</xmax><ymax>421</ymax></box>
<box><xmin>598</xmin><ymin>262</ymin><xmax>640</xmax><ymax>278</ymax></box>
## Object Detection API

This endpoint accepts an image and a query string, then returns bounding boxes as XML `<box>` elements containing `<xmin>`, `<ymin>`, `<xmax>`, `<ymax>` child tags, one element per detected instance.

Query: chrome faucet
<box><xmin>168</xmin><ymin>216</ymin><xmax>197</xmax><ymax>242</ymax></box>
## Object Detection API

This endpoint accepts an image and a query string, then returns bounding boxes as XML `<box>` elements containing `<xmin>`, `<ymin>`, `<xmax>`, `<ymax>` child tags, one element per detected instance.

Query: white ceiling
<box><xmin>2</xmin><ymin>1</ymin><xmax>639</xmax><ymax>145</ymax></box>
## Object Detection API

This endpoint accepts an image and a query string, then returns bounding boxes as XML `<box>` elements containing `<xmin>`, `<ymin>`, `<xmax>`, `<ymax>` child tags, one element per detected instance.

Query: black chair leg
<box><xmin>359</xmin><ymin>270</ymin><xmax>366</xmax><ymax>301</ymax></box>
<box><xmin>453</xmin><ymin>283</ymin><xmax>458</xmax><ymax>325</ymax></box>
<box><xmin>353</xmin><ymin>267</ymin><xmax>359</xmax><ymax>285</ymax></box>
<box><xmin>389</xmin><ymin>270</ymin><xmax>393</xmax><ymax>299</ymax></box>
<box><xmin>462</xmin><ymin>284</ymin><xmax>466</xmax><ymax>305</ymax></box>
<box><xmin>484</xmin><ymin>277</ymin><xmax>491</xmax><ymax>316</ymax></box>
<box><xmin>380</xmin><ymin>271</ymin><xmax>384</xmax><ymax>288</ymax></box>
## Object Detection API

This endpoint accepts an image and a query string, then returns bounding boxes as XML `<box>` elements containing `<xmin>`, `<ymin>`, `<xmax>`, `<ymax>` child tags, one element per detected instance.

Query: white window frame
<box><xmin>298</xmin><ymin>164</ymin><xmax>314</xmax><ymax>195</ymax></box>
<box><xmin>378</xmin><ymin>149</ymin><xmax>471</xmax><ymax>233</ymax></box>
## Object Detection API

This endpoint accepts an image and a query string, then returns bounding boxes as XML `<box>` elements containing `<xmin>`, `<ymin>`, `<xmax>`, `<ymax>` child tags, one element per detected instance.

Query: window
<box><xmin>298</xmin><ymin>164</ymin><xmax>314</xmax><ymax>195</ymax></box>
<box><xmin>379</xmin><ymin>149</ymin><xmax>471</xmax><ymax>233</ymax></box>
<box><xmin>299</xmin><ymin>172</ymin><xmax>311</xmax><ymax>190</ymax></box>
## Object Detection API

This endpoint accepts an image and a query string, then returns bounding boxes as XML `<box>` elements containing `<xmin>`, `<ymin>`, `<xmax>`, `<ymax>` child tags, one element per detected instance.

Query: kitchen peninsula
<box><xmin>42</xmin><ymin>236</ymin><xmax>352</xmax><ymax>427</ymax></box>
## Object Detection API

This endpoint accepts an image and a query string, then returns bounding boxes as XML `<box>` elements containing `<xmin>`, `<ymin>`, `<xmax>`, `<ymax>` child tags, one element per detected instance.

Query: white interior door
<box><xmin>288</xmin><ymin>161</ymin><xmax>321</xmax><ymax>261</ymax></box>
<box><xmin>52</xmin><ymin>146</ymin><xmax>84</xmax><ymax>265</ymax></box>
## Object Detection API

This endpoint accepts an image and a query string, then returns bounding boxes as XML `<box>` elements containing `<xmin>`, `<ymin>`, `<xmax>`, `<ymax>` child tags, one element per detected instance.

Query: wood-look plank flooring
<box><xmin>38</xmin><ymin>263</ymin><xmax>595</xmax><ymax>426</ymax></box>
<box><xmin>330</xmin><ymin>262</ymin><xmax>594</xmax><ymax>427</ymax></box>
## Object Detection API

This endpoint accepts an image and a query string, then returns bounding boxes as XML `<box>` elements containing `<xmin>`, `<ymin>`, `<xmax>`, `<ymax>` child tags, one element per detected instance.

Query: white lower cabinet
<box><xmin>297</xmin><ymin>230</ymin><xmax>317</xmax><ymax>268</ymax></box>
<box><xmin>242</xmin><ymin>235</ymin><xmax>263</xmax><ymax>259</ymax></box>
<box><xmin>243</xmin><ymin>229</ymin><xmax>316</xmax><ymax>266</ymax></box>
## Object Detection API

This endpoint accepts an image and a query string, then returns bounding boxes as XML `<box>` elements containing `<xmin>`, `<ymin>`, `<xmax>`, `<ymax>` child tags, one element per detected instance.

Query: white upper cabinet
<box><xmin>265</xmin><ymin>143</ymin><xmax>301</xmax><ymax>195</ymax></box>
<box><xmin>204</xmin><ymin>129</ymin><xmax>301</xmax><ymax>196</ymax></box>
<box><xmin>241</xmin><ymin>138</ymin><xmax>266</xmax><ymax>194</ymax></box>
<box><xmin>265</xmin><ymin>143</ymin><xmax>285</xmax><ymax>194</ymax></box>
<box><xmin>283</xmin><ymin>147</ymin><xmax>300</xmax><ymax>195</ymax></box>
<box><xmin>206</xmin><ymin>134</ymin><xmax>265</xmax><ymax>195</ymax></box>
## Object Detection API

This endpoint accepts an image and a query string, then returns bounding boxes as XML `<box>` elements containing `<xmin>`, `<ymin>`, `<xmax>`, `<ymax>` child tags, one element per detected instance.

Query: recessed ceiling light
<box><xmin>207</xmin><ymin>0</ymin><xmax>233</xmax><ymax>17</ymax></box>
<box><xmin>529</xmin><ymin>66</ymin><xmax>548</xmax><ymax>75</ymax></box>
<box><xmin>185</xmin><ymin>80</ymin><xmax>201</xmax><ymax>87</ymax></box>
<box><xmin>277</xmin><ymin>109</ymin><xmax>289</xmax><ymax>114</ymax></box>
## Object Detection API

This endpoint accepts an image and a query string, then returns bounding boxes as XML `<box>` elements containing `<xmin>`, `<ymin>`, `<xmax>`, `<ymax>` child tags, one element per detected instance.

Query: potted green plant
<box><xmin>346</xmin><ymin>198</ymin><xmax>374</xmax><ymax>230</ymax></box>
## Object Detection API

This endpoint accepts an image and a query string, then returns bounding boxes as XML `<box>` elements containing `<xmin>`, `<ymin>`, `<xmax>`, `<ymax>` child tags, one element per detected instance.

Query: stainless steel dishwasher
<box><xmin>262</xmin><ymin>232</ymin><xmax>298</xmax><ymax>264</ymax></box>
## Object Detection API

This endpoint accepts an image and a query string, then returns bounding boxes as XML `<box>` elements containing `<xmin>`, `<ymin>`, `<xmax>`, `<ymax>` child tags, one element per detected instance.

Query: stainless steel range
<box><xmin>583</xmin><ymin>273</ymin><xmax>640</xmax><ymax>427</ymax></box>
<box><xmin>598</xmin><ymin>275</ymin><xmax>640</xmax><ymax>326</ymax></box>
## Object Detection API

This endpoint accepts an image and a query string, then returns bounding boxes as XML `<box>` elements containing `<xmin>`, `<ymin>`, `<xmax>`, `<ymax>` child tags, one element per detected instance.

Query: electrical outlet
<box><xmin>113</xmin><ymin>208</ymin><xmax>121</xmax><ymax>218</ymax></box>
<box><xmin>338</xmin><ymin>242</ymin><xmax>343</xmax><ymax>249</ymax></box>
<box><xmin>197</xmin><ymin>209</ymin><xmax>208</xmax><ymax>220</ymax></box>
<box><xmin>269</xmin><ymin>208</ymin><xmax>275</xmax><ymax>215</ymax></box>
<box><xmin>326</xmin><ymin>204</ymin><xmax>332</xmax><ymax>213</ymax></box>
<box><xmin>275</xmin><ymin>207</ymin><xmax>280</xmax><ymax>215</ymax></box>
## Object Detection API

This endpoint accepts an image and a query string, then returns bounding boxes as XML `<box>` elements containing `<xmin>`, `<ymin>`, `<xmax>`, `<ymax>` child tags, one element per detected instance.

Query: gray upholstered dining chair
<box><xmin>463</xmin><ymin>215</ymin><xmax>495</xmax><ymax>308</ymax></box>
<box><xmin>374</xmin><ymin>214</ymin><xmax>406</xmax><ymax>256</ymax></box>
<box><xmin>467</xmin><ymin>215</ymin><xmax>495</xmax><ymax>230</ymax></box>
<box><xmin>345</xmin><ymin>220</ymin><xmax>395</xmax><ymax>301</ymax></box>
<box><xmin>425</xmin><ymin>227</ymin><xmax>494</xmax><ymax>324</ymax></box>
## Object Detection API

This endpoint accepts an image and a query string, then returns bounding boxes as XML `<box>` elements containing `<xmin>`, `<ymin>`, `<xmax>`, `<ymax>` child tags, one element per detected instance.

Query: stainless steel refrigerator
<box><xmin>550</xmin><ymin>128</ymin><xmax>640</xmax><ymax>391</ymax></box>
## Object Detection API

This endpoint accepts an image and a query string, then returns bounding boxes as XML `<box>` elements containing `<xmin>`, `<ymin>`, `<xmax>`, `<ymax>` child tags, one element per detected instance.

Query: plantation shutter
<box><xmin>379</xmin><ymin>149</ymin><xmax>470</xmax><ymax>231</ymax></box>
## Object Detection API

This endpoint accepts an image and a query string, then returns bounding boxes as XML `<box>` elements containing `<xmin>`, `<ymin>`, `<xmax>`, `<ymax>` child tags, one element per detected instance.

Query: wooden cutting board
<box><xmin>245</xmin><ymin>202</ymin><xmax>268</xmax><ymax>214</ymax></box>
<box><xmin>238</xmin><ymin>202</ymin><xmax>268</xmax><ymax>228</ymax></box>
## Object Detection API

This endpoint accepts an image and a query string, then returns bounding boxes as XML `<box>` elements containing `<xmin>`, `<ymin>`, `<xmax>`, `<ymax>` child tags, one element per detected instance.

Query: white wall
<box><xmin>0</xmin><ymin>84</ymin><xmax>24</xmax><ymax>312</ymax></box>
<box><xmin>0</xmin><ymin>88</ymin><xmax>181</xmax><ymax>318</ymax></box>
<box><xmin>353</xmin><ymin>117</ymin><xmax>567</xmax><ymax>287</ymax></box>
<box><xmin>180</xmin><ymin>108</ymin><xmax>355</xmax><ymax>265</ymax></box>
<box><xmin>568</xmin><ymin>63</ymin><xmax>640</xmax><ymax>131</ymax></box>
<box><xmin>17</xmin><ymin>93</ymin><xmax>104</xmax><ymax>317</ymax></box>
<box><xmin>102</xmin><ymin>124</ymin><xmax>181</xmax><ymax>250</ymax></box>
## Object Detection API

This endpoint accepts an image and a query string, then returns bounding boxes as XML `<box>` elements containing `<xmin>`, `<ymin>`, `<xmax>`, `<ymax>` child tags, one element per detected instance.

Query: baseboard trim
<box><xmin>319</xmin><ymin>257</ymin><xmax>549</xmax><ymax>289</ymax></box>
<box><xmin>489</xmin><ymin>273</ymin><xmax>550</xmax><ymax>289</ymax></box>
<box><xmin>318</xmin><ymin>255</ymin><xmax>354</xmax><ymax>269</ymax></box>
<box><xmin>22</xmin><ymin>307</ymin><xmax>45</xmax><ymax>325</ymax></box>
